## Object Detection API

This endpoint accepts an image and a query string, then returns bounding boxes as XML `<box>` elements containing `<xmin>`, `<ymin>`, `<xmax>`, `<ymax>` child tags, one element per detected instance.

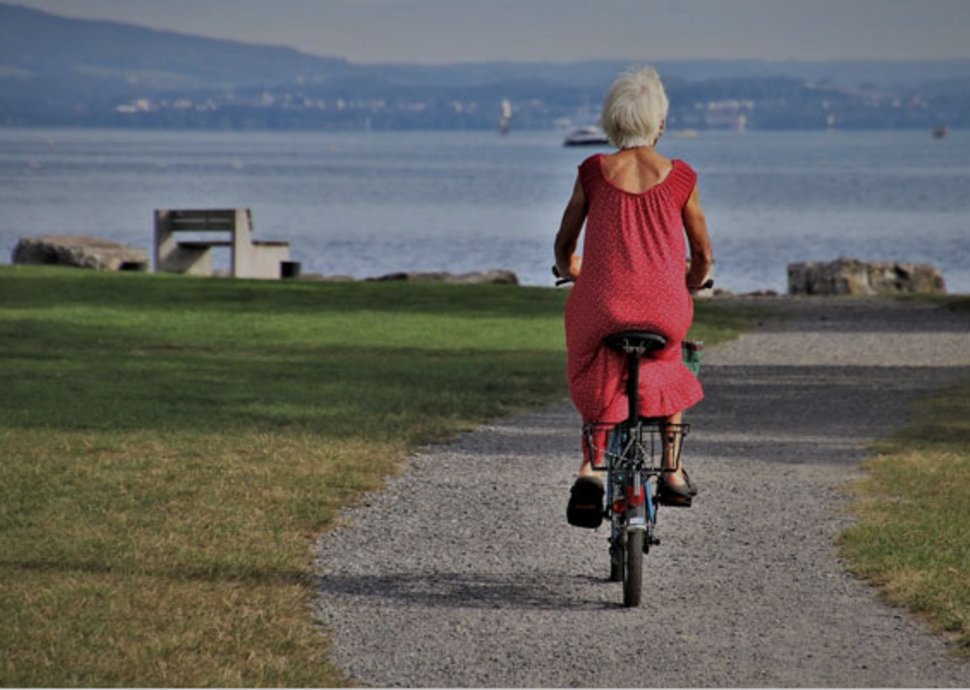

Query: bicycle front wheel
<box><xmin>623</xmin><ymin>530</ymin><xmax>644</xmax><ymax>607</ymax></box>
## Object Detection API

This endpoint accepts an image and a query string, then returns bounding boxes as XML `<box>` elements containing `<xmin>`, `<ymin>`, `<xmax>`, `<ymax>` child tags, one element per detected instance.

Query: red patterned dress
<box><xmin>565</xmin><ymin>154</ymin><xmax>704</xmax><ymax>425</ymax></box>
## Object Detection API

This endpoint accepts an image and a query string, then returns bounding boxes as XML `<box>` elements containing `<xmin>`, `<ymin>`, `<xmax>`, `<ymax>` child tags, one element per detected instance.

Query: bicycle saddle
<box><xmin>603</xmin><ymin>331</ymin><xmax>668</xmax><ymax>353</ymax></box>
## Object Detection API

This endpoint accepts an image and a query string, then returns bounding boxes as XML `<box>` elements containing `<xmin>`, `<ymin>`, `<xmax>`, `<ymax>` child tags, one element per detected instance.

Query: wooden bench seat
<box><xmin>176</xmin><ymin>240</ymin><xmax>234</xmax><ymax>249</ymax></box>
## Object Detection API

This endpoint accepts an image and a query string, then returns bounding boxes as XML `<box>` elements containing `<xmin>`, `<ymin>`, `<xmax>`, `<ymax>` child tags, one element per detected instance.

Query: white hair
<box><xmin>600</xmin><ymin>66</ymin><xmax>669</xmax><ymax>149</ymax></box>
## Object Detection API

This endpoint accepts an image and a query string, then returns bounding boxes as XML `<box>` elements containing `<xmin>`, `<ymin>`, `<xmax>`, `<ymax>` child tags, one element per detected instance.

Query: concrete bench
<box><xmin>153</xmin><ymin>208</ymin><xmax>291</xmax><ymax>280</ymax></box>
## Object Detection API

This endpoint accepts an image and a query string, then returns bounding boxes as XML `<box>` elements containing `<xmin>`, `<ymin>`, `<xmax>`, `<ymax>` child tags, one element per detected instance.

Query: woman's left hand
<box><xmin>566</xmin><ymin>254</ymin><xmax>583</xmax><ymax>279</ymax></box>
<box><xmin>554</xmin><ymin>176</ymin><xmax>588</xmax><ymax>279</ymax></box>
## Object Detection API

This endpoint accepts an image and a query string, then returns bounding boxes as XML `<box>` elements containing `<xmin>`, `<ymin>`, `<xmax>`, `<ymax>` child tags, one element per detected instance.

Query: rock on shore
<box><xmin>366</xmin><ymin>270</ymin><xmax>519</xmax><ymax>285</ymax></box>
<box><xmin>12</xmin><ymin>235</ymin><xmax>149</xmax><ymax>272</ymax></box>
<box><xmin>788</xmin><ymin>257</ymin><xmax>945</xmax><ymax>296</ymax></box>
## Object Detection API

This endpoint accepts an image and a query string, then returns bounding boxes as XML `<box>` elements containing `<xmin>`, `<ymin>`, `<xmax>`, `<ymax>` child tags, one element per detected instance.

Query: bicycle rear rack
<box><xmin>583</xmin><ymin>421</ymin><xmax>690</xmax><ymax>474</ymax></box>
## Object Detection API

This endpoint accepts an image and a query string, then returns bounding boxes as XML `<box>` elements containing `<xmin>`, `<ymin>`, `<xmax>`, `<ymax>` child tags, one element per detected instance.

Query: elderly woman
<box><xmin>554</xmin><ymin>66</ymin><xmax>714</xmax><ymax>519</ymax></box>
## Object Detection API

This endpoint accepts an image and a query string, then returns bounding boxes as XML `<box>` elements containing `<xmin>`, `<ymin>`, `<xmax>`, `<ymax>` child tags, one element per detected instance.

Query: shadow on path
<box><xmin>316</xmin><ymin>571</ymin><xmax>613</xmax><ymax>612</ymax></box>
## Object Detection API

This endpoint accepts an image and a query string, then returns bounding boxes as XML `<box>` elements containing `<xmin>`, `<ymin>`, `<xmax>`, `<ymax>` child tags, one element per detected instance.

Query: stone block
<box><xmin>788</xmin><ymin>257</ymin><xmax>945</xmax><ymax>296</ymax></box>
<box><xmin>12</xmin><ymin>235</ymin><xmax>149</xmax><ymax>271</ymax></box>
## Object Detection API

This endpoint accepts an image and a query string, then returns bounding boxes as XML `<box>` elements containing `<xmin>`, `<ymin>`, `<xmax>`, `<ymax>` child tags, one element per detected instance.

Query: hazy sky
<box><xmin>11</xmin><ymin>0</ymin><xmax>970</xmax><ymax>64</ymax></box>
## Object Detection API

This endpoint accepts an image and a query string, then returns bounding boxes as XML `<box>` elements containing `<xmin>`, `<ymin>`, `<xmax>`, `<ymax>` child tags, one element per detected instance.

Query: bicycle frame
<box><xmin>600</xmin><ymin>421</ymin><xmax>688</xmax><ymax>549</ymax></box>
<box><xmin>554</xmin><ymin>267</ymin><xmax>702</xmax><ymax>606</ymax></box>
<box><xmin>584</xmin><ymin>332</ymin><xmax>692</xmax><ymax>606</ymax></box>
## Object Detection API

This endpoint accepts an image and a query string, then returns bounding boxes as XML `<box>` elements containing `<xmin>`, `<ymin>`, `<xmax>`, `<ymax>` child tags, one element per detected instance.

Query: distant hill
<box><xmin>2</xmin><ymin>2</ymin><xmax>969</xmax><ymax>130</ymax></box>
<box><xmin>0</xmin><ymin>2</ymin><xmax>354</xmax><ymax>89</ymax></box>
<box><xmin>0</xmin><ymin>1</ymin><xmax>357</xmax><ymax>122</ymax></box>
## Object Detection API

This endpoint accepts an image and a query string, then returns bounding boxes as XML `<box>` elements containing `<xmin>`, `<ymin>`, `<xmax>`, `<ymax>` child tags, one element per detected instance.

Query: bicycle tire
<box><xmin>623</xmin><ymin>530</ymin><xmax>644</xmax><ymax>607</ymax></box>
<box><xmin>609</xmin><ymin>535</ymin><xmax>624</xmax><ymax>582</ymax></box>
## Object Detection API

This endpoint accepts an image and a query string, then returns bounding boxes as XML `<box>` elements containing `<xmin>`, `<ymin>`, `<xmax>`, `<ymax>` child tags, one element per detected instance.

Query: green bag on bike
<box><xmin>682</xmin><ymin>340</ymin><xmax>703</xmax><ymax>376</ymax></box>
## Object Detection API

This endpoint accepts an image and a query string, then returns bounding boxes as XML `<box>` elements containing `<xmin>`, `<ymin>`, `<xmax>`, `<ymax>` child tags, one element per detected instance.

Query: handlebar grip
<box><xmin>552</xmin><ymin>265</ymin><xmax>574</xmax><ymax>286</ymax></box>
<box><xmin>557</xmin><ymin>266</ymin><xmax>713</xmax><ymax>289</ymax></box>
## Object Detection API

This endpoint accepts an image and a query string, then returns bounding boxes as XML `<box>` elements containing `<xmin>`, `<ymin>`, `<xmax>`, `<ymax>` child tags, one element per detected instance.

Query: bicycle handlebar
<box><xmin>552</xmin><ymin>266</ymin><xmax>714</xmax><ymax>291</ymax></box>
<box><xmin>551</xmin><ymin>265</ymin><xmax>573</xmax><ymax>286</ymax></box>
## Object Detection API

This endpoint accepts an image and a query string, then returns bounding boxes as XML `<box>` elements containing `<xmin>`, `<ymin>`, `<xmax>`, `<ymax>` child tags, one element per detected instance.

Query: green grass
<box><xmin>840</xmin><ymin>376</ymin><xmax>970</xmax><ymax>655</ymax></box>
<box><xmin>0</xmin><ymin>265</ymin><xmax>753</xmax><ymax>686</ymax></box>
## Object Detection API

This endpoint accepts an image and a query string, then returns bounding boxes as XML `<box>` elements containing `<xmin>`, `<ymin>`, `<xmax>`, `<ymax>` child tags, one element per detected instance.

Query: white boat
<box><xmin>499</xmin><ymin>99</ymin><xmax>512</xmax><ymax>135</ymax></box>
<box><xmin>563</xmin><ymin>125</ymin><xmax>610</xmax><ymax>147</ymax></box>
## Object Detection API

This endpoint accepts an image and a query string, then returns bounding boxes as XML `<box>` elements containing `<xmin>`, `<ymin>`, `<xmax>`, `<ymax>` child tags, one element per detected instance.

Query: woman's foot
<box><xmin>658</xmin><ymin>468</ymin><xmax>697</xmax><ymax>507</ymax></box>
<box><xmin>660</xmin><ymin>464</ymin><xmax>698</xmax><ymax>493</ymax></box>
<box><xmin>567</xmin><ymin>475</ymin><xmax>605</xmax><ymax>528</ymax></box>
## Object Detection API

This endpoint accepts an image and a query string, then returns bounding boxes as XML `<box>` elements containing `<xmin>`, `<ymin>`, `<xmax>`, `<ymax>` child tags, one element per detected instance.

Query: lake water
<box><xmin>1</xmin><ymin>127</ymin><xmax>968</xmax><ymax>293</ymax></box>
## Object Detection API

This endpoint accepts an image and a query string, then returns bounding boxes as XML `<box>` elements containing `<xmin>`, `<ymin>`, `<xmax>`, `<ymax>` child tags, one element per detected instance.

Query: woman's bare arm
<box><xmin>554</xmin><ymin>176</ymin><xmax>588</xmax><ymax>279</ymax></box>
<box><xmin>683</xmin><ymin>184</ymin><xmax>713</xmax><ymax>289</ymax></box>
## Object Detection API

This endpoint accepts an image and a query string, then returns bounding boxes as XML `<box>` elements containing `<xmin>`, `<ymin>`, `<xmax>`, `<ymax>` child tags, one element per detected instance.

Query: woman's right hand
<box><xmin>688</xmin><ymin>278</ymin><xmax>714</xmax><ymax>294</ymax></box>
<box><xmin>683</xmin><ymin>185</ymin><xmax>713</xmax><ymax>289</ymax></box>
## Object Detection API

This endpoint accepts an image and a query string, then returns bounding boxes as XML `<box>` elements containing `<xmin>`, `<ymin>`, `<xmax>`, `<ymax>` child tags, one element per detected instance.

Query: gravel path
<box><xmin>314</xmin><ymin>296</ymin><xmax>970</xmax><ymax>687</ymax></box>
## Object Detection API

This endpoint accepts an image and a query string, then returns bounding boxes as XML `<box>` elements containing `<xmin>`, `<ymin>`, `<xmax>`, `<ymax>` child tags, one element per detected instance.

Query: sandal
<box><xmin>567</xmin><ymin>476</ymin><xmax>604</xmax><ymax>528</ymax></box>
<box><xmin>658</xmin><ymin>474</ymin><xmax>694</xmax><ymax>508</ymax></box>
<box><xmin>681</xmin><ymin>468</ymin><xmax>699</xmax><ymax>496</ymax></box>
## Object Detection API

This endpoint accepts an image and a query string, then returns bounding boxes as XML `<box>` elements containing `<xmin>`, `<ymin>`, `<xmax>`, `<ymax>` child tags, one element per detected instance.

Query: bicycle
<box><xmin>555</xmin><ymin>267</ymin><xmax>707</xmax><ymax>607</ymax></box>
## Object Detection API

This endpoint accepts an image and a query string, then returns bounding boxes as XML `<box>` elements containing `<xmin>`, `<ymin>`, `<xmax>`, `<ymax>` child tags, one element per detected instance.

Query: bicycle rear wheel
<box><xmin>623</xmin><ymin>530</ymin><xmax>644</xmax><ymax>607</ymax></box>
